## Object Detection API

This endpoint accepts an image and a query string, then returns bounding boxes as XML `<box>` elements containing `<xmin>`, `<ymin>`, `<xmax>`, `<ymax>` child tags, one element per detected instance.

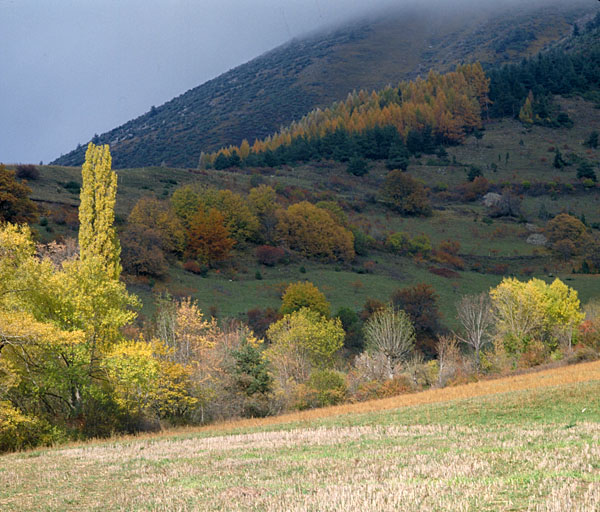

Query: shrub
<box><xmin>183</xmin><ymin>260</ymin><xmax>208</xmax><ymax>276</ymax></box>
<box><xmin>360</xmin><ymin>297</ymin><xmax>386</xmax><ymax>322</ymax></box>
<box><xmin>63</xmin><ymin>180</ymin><xmax>81</xmax><ymax>193</ymax></box>
<box><xmin>256</xmin><ymin>245</ymin><xmax>286</xmax><ymax>266</ymax></box>
<box><xmin>15</xmin><ymin>164</ymin><xmax>40</xmax><ymax>181</ymax></box>
<box><xmin>380</xmin><ymin>170</ymin><xmax>431</xmax><ymax>216</ymax></box>
<box><xmin>295</xmin><ymin>370</ymin><xmax>347</xmax><ymax>409</ymax></box>
<box><xmin>0</xmin><ymin>164</ymin><xmax>38</xmax><ymax>223</ymax></box>
<box><xmin>387</xmin><ymin>232</ymin><xmax>432</xmax><ymax>257</ymax></box>
<box><xmin>518</xmin><ymin>339</ymin><xmax>549</xmax><ymax>369</ymax></box>
<box><xmin>376</xmin><ymin>375</ymin><xmax>413</xmax><ymax>398</ymax></box>
<box><xmin>460</xmin><ymin>176</ymin><xmax>490</xmax><ymax>201</ymax></box>
<box><xmin>351</xmin><ymin>228</ymin><xmax>374</xmax><ymax>256</ymax></box>
<box><xmin>246</xmin><ymin>307</ymin><xmax>282</xmax><ymax>339</ymax></box>
<box><xmin>429</xmin><ymin>266</ymin><xmax>460</xmax><ymax>279</ymax></box>
<box><xmin>50</xmin><ymin>205</ymin><xmax>78</xmax><ymax>228</ymax></box>
<box><xmin>0</xmin><ymin>402</ymin><xmax>62</xmax><ymax>453</ymax></box>
<box><xmin>566</xmin><ymin>345</ymin><xmax>598</xmax><ymax>364</ymax></box>
<box><xmin>432</xmin><ymin>240</ymin><xmax>464</xmax><ymax>269</ymax></box>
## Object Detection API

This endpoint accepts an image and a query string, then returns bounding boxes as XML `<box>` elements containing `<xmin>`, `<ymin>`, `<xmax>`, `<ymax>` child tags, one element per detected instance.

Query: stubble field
<box><xmin>2</xmin><ymin>361</ymin><xmax>599</xmax><ymax>511</ymax></box>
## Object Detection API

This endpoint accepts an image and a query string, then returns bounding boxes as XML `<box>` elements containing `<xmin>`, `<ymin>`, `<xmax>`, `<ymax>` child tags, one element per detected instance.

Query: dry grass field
<box><xmin>2</xmin><ymin>361</ymin><xmax>599</xmax><ymax>511</ymax></box>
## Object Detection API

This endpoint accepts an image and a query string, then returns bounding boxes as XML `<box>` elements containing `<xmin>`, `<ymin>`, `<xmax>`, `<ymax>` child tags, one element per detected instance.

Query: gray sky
<box><xmin>0</xmin><ymin>0</ymin><xmax>400</xmax><ymax>164</ymax></box>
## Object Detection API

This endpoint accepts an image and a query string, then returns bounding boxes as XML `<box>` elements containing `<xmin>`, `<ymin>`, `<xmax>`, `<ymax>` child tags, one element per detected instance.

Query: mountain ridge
<box><xmin>52</xmin><ymin>1</ymin><xmax>596</xmax><ymax>169</ymax></box>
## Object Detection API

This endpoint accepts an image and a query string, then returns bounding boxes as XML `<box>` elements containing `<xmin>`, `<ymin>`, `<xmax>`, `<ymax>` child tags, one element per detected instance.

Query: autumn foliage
<box><xmin>277</xmin><ymin>201</ymin><xmax>355</xmax><ymax>261</ymax></box>
<box><xmin>0</xmin><ymin>164</ymin><xmax>38</xmax><ymax>223</ymax></box>
<box><xmin>380</xmin><ymin>170</ymin><xmax>431</xmax><ymax>216</ymax></box>
<box><xmin>205</xmin><ymin>63</ymin><xmax>489</xmax><ymax>166</ymax></box>
<box><xmin>186</xmin><ymin>208</ymin><xmax>235</xmax><ymax>266</ymax></box>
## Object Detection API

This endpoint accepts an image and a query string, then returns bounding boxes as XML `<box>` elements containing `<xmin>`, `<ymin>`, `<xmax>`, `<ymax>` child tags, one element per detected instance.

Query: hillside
<box><xmin>2</xmin><ymin>361</ymin><xmax>599</xmax><ymax>511</ymax></box>
<box><xmin>26</xmin><ymin>89</ymin><xmax>600</xmax><ymax>327</ymax></box>
<box><xmin>51</xmin><ymin>0</ymin><xmax>595</xmax><ymax>169</ymax></box>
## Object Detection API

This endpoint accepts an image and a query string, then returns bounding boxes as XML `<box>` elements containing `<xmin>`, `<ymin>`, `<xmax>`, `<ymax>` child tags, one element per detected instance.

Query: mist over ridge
<box><xmin>52</xmin><ymin>0</ymin><xmax>599</xmax><ymax>169</ymax></box>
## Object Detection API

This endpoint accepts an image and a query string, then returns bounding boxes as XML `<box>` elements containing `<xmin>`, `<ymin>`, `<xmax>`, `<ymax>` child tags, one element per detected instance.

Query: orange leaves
<box><xmin>187</xmin><ymin>208</ymin><xmax>235</xmax><ymax>266</ymax></box>
<box><xmin>206</xmin><ymin>64</ymin><xmax>490</xmax><ymax>163</ymax></box>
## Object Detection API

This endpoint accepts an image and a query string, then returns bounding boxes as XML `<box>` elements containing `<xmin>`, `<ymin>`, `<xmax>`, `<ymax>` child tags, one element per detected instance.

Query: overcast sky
<box><xmin>0</xmin><ymin>0</ymin><xmax>405</xmax><ymax>164</ymax></box>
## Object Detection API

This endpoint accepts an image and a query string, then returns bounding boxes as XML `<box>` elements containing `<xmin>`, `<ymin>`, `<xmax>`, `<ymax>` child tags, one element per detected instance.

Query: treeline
<box><xmin>488</xmin><ymin>17</ymin><xmax>600</xmax><ymax>122</ymax></box>
<box><xmin>201</xmin><ymin>63</ymin><xmax>489</xmax><ymax>169</ymax></box>
<box><xmin>202</xmin><ymin>21</ymin><xmax>600</xmax><ymax>171</ymax></box>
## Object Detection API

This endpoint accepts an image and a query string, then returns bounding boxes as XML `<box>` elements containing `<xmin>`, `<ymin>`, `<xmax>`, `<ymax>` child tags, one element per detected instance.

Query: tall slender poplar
<box><xmin>78</xmin><ymin>142</ymin><xmax>121</xmax><ymax>279</ymax></box>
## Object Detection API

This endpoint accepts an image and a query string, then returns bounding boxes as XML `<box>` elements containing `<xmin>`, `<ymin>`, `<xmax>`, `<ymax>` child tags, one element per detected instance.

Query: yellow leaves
<box><xmin>249</xmin><ymin>185</ymin><xmax>277</xmax><ymax>218</ymax></box>
<box><xmin>239</xmin><ymin>139</ymin><xmax>251</xmax><ymax>159</ymax></box>
<box><xmin>0</xmin><ymin>223</ymin><xmax>34</xmax><ymax>262</ymax></box>
<box><xmin>79</xmin><ymin>143</ymin><xmax>121</xmax><ymax>280</ymax></box>
<box><xmin>267</xmin><ymin>308</ymin><xmax>344</xmax><ymax>368</ymax></box>
<box><xmin>281</xmin><ymin>281</ymin><xmax>331</xmax><ymax>318</ymax></box>
<box><xmin>104</xmin><ymin>338</ymin><xmax>197</xmax><ymax>418</ymax></box>
<box><xmin>276</xmin><ymin>201</ymin><xmax>355</xmax><ymax>262</ymax></box>
<box><xmin>519</xmin><ymin>93</ymin><xmax>534</xmax><ymax>125</ymax></box>
<box><xmin>173</xmin><ymin>297</ymin><xmax>217</xmax><ymax>352</ymax></box>
<box><xmin>490</xmin><ymin>277</ymin><xmax>585</xmax><ymax>348</ymax></box>
<box><xmin>128</xmin><ymin>197</ymin><xmax>186</xmax><ymax>254</ymax></box>
<box><xmin>0</xmin><ymin>311</ymin><xmax>85</xmax><ymax>348</ymax></box>
<box><xmin>202</xmin><ymin>63</ymin><xmax>490</xmax><ymax>162</ymax></box>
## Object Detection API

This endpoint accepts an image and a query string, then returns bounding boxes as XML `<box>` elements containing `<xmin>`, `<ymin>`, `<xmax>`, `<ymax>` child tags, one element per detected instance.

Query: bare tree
<box><xmin>364</xmin><ymin>304</ymin><xmax>415</xmax><ymax>378</ymax></box>
<box><xmin>436</xmin><ymin>335</ymin><xmax>460</xmax><ymax>386</ymax></box>
<box><xmin>456</xmin><ymin>293</ymin><xmax>493</xmax><ymax>369</ymax></box>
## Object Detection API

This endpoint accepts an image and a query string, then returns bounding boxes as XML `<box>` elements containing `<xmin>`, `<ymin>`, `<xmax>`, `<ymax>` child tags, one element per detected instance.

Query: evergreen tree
<box><xmin>387</xmin><ymin>142</ymin><xmax>410</xmax><ymax>170</ymax></box>
<box><xmin>346</xmin><ymin>156</ymin><xmax>369</xmax><ymax>176</ymax></box>
<box><xmin>553</xmin><ymin>148</ymin><xmax>567</xmax><ymax>169</ymax></box>
<box><xmin>584</xmin><ymin>131</ymin><xmax>599</xmax><ymax>149</ymax></box>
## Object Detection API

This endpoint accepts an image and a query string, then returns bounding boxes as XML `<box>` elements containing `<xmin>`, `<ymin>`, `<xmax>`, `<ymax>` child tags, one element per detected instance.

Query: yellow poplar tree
<box><xmin>79</xmin><ymin>142</ymin><xmax>121</xmax><ymax>279</ymax></box>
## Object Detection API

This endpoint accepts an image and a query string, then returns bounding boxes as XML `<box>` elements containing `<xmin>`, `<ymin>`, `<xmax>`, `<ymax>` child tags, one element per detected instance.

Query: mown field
<box><xmin>1</xmin><ymin>361</ymin><xmax>599</xmax><ymax>511</ymax></box>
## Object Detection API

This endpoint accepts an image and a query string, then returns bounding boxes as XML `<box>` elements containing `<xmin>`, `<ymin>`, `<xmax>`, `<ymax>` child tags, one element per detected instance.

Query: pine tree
<box><xmin>78</xmin><ymin>143</ymin><xmax>121</xmax><ymax>279</ymax></box>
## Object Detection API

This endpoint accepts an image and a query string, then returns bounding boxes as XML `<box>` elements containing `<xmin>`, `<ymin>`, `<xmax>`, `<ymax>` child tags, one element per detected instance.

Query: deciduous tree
<box><xmin>186</xmin><ymin>208</ymin><xmax>235</xmax><ymax>266</ymax></box>
<box><xmin>277</xmin><ymin>201</ymin><xmax>355</xmax><ymax>261</ymax></box>
<box><xmin>455</xmin><ymin>293</ymin><xmax>493</xmax><ymax>368</ymax></box>
<box><xmin>267</xmin><ymin>308</ymin><xmax>344</xmax><ymax>369</ymax></box>
<box><xmin>0</xmin><ymin>164</ymin><xmax>37</xmax><ymax>223</ymax></box>
<box><xmin>380</xmin><ymin>170</ymin><xmax>431</xmax><ymax>216</ymax></box>
<box><xmin>280</xmin><ymin>281</ymin><xmax>331</xmax><ymax>317</ymax></box>
<box><xmin>78</xmin><ymin>143</ymin><xmax>121</xmax><ymax>279</ymax></box>
<box><xmin>364</xmin><ymin>304</ymin><xmax>415</xmax><ymax>377</ymax></box>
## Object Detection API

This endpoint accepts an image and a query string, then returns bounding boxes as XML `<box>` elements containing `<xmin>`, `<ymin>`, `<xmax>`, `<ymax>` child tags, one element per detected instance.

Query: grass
<box><xmin>2</xmin><ymin>361</ymin><xmax>599</xmax><ymax>511</ymax></box>
<box><xmin>23</xmin><ymin>97</ymin><xmax>600</xmax><ymax>326</ymax></box>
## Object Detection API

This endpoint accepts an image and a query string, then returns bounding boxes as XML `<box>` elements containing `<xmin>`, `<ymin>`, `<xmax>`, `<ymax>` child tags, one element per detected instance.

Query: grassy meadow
<box><xmin>21</xmin><ymin>97</ymin><xmax>600</xmax><ymax>326</ymax></box>
<box><xmin>1</xmin><ymin>361</ymin><xmax>599</xmax><ymax>511</ymax></box>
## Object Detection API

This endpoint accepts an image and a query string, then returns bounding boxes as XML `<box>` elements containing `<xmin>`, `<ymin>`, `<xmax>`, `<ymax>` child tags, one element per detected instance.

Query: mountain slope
<box><xmin>52</xmin><ymin>1</ymin><xmax>596</xmax><ymax>169</ymax></box>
